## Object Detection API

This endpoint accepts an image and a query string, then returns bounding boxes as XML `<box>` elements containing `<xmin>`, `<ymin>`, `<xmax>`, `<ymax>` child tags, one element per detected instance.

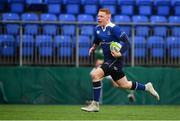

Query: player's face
<box><xmin>97</xmin><ymin>11</ymin><xmax>109</xmax><ymax>27</ymax></box>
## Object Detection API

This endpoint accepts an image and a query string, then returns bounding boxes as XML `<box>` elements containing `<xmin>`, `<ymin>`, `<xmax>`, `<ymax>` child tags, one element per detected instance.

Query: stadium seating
<box><xmin>84</xmin><ymin>5</ymin><xmax>98</xmax><ymax>15</ymax></box>
<box><xmin>81</xmin><ymin>0</ymin><xmax>98</xmax><ymax>5</ymax></box>
<box><xmin>54</xmin><ymin>35</ymin><xmax>72</xmax><ymax>57</ymax></box>
<box><xmin>21</xmin><ymin>13</ymin><xmax>39</xmax><ymax>35</ymax></box>
<box><xmin>59</xmin><ymin>14</ymin><xmax>76</xmax><ymax>35</ymax></box>
<box><xmin>0</xmin><ymin>35</ymin><xmax>15</xmax><ymax>56</ymax></box>
<box><xmin>1</xmin><ymin>0</ymin><xmax>180</xmax><ymax>66</ymax></box>
<box><xmin>154</xmin><ymin>0</ymin><xmax>170</xmax><ymax>16</ymax></box>
<box><xmin>82</xmin><ymin>0</ymin><xmax>98</xmax><ymax>15</ymax></box>
<box><xmin>36</xmin><ymin>35</ymin><xmax>53</xmax><ymax>57</ymax></box>
<box><xmin>117</xmin><ymin>0</ymin><xmax>135</xmax><ymax>15</ymax></box>
<box><xmin>132</xmin><ymin>15</ymin><xmax>149</xmax><ymax>37</ymax></box>
<box><xmin>147</xmin><ymin>36</ymin><xmax>165</xmax><ymax>58</ymax></box>
<box><xmin>78</xmin><ymin>35</ymin><xmax>91</xmax><ymax>57</ymax></box>
<box><xmin>45</xmin><ymin>0</ymin><xmax>62</xmax><ymax>14</ymax></box>
<box><xmin>26</xmin><ymin>0</ymin><xmax>43</xmax><ymax>4</ymax></box>
<box><xmin>114</xmin><ymin>15</ymin><xmax>131</xmax><ymax>36</ymax></box>
<box><xmin>77</xmin><ymin>14</ymin><xmax>94</xmax><ymax>36</ymax></box>
<box><xmin>2</xmin><ymin>13</ymin><xmax>20</xmax><ymax>35</ymax></box>
<box><xmin>10</xmin><ymin>0</ymin><xmax>25</xmax><ymax>13</ymax></box>
<box><xmin>99</xmin><ymin>0</ymin><xmax>116</xmax><ymax>15</ymax></box>
<box><xmin>169</xmin><ymin>16</ymin><xmax>180</xmax><ymax>37</ymax></box>
<box><xmin>65</xmin><ymin>0</ymin><xmax>81</xmax><ymax>14</ymax></box>
<box><xmin>40</xmin><ymin>14</ymin><xmax>57</xmax><ymax>35</ymax></box>
<box><xmin>150</xmin><ymin>15</ymin><xmax>167</xmax><ymax>37</ymax></box>
<box><xmin>17</xmin><ymin>35</ymin><xmax>34</xmax><ymax>56</ymax></box>
<box><xmin>134</xmin><ymin>36</ymin><xmax>146</xmax><ymax>58</ymax></box>
<box><xmin>136</xmin><ymin>0</ymin><xmax>152</xmax><ymax>16</ymax></box>
<box><xmin>171</xmin><ymin>0</ymin><xmax>180</xmax><ymax>15</ymax></box>
<box><xmin>166</xmin><ymin>37</ymin><xmax>180</xmax><ymax>58</ymax></box>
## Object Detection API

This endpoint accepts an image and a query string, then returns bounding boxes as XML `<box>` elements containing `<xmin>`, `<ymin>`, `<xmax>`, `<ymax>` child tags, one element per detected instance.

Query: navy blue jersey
<box><xmin>93</xmin><ymin>22</ymin><xmax>130</xmax><ymax>64</ymax></box>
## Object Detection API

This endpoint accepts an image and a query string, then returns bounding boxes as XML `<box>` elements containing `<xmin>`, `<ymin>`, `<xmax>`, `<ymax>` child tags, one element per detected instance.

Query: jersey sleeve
<box><xmin>112</xmin><ymin>26</ymin><xmax>130</xmax><ymax>54</ymax></box>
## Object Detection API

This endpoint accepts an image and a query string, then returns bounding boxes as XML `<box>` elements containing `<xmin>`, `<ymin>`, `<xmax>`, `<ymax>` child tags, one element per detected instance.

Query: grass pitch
<box><xmin>0</xmin><ymin>105</ymin><xmax>179</xmax><ymax>120</ymax></box>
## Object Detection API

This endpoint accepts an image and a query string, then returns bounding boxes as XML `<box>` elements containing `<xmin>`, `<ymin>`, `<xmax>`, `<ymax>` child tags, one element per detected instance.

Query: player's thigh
<box><xmin>116</xmin><ymin>76</ymin><xmax>132</xmax><ymax>89</ymax></box>
<box><xmin>91</xmin><ymin>67</ymin><xmax>105</xmax><ymax>81</ymax></box>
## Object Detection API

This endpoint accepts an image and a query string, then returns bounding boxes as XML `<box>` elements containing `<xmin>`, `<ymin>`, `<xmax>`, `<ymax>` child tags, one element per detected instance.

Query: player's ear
<box><xmin>107</xmin><ymin>14</ymin><xmax>111</xmax><ymax>21</ymax></box>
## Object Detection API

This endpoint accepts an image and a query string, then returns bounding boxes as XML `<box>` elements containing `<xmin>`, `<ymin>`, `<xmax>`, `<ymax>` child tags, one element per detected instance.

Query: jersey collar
<box><xmin>101</xmin><ymin>22</ymin><xmax>115</xmax><ymax>31</ymax></box>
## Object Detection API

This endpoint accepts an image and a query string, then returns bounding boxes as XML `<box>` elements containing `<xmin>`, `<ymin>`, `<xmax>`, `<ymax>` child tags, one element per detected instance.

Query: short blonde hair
<box><xmin>99</xmin><ymin>8</ymin><xmax>111</xmax><ymax>15</ymax></box>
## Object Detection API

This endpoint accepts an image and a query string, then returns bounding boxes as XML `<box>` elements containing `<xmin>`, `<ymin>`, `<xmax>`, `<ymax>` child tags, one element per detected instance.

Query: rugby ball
<box><xmin>110</xmin><ymin>41</ymin><xmax>122</xmax><ymax>52</ymax></box>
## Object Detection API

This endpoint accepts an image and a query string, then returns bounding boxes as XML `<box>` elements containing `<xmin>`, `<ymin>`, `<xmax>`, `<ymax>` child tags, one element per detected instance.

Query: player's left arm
<box><xmin>113</xmin><ymin>26</ymin><xmax>130</xmax><ymax>54</ymax></box>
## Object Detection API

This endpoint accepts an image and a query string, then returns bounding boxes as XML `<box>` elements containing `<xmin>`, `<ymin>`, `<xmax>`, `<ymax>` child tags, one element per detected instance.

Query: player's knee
<box><xmin>91</xmin><ymin>72</ymin><xmax>100</xmax><ymax>81</ymax></box>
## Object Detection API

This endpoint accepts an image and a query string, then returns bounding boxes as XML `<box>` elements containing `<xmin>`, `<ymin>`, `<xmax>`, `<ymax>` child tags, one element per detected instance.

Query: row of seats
<box><xmin>133</xmin><ymin>36</ymin><xmax>180</xmax><ymax>58</ymax></box>
<box><xmin>0</xmin><ymin>35</ymin><xmax>91</xmax><ymax>57</ymax></box>
<box><xmin>1</xmin><ymin>13</ymin><xmax>180</xmax><ymax>37</ymax></box>
<box><xmin>3</xmin><ymin>12</ymin><xmax>180</xmax><ymax>22</ymax></box>
<box><xmin>0</xmin><ymin>35</ymin><xmax>180</xmax><ymax>58</ymax></box>
<box><xmin>1</xmin><ymin>0</ymin><xmax>180</xmax><ymax>16</ymax></box>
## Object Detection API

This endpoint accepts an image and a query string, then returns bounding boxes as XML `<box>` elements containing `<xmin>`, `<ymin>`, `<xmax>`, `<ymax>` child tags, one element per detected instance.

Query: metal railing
<box><xmin>0</xmin><ymin>20</ymin><xmax>180</xmax><ymax>67</ymax></box>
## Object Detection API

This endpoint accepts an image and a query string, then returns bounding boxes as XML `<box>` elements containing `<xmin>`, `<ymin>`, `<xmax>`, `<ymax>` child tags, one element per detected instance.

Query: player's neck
<box><xmin>102</xmin><ymin>21</ymin><xmax>111</xmax><ymax>29</ymax></box>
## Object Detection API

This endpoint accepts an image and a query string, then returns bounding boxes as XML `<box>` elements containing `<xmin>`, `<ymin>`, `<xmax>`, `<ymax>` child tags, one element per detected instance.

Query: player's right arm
<box><xmin>89</xmin><ymin>27</ymin><xmax>100</xmax><ymax>55</ymax></box>
<box><xmin>89</xmin><ymin>44</ymin><xmax>98</xmax><ymax>55</ymax></box>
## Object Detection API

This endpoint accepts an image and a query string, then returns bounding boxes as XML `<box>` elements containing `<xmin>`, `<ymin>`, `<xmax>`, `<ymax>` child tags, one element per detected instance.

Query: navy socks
<box><xmin>93</xmin><ymin>81</ymin><xmax>102</xmax><ymax>102</ymax></box>
<box><xmin>131</xmin><ymin>81</ymin><xmax>145</xmax><ymax>90</ymax></box>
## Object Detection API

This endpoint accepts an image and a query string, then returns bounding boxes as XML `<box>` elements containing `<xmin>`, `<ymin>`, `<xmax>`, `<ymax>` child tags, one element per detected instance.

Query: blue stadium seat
<box><xmin>82</xmin><ymin>0</ymin><xmax>98</xmax><ymax>15</ymax></box>
<box><xmin>66</xmin><ymin>4</ymin><xmax>80</xmax><ymax>14</ymax></box>
<box><xmin>41</xmin><ymin>14</ymin><xmax>57</xmax><ymax>35</ymax></box>
<box><xmin>84</xmin><ymin>5</ymin><xmax>98</xmax><ymax>15</ymax></box>
<box><xmin>136</xmin><ymin>0</ymin><xmax>152</xmax><ymax>16</ymax></box>
<box><xmin>78</xmin><ymin>35</ymin><xmax>91</xmax><ymax>57</ymax></box>
<box><xmin>65</xmin><ymin>0</ymin><xmax>81</xmax><ymax>4</ymax></box>
<box><xmin>117</xmin><ymin>0</ymin><xmax>135</xmax><ymax>15</ymax></box>
<box><xmin>59</xmin><ymin>14</ymin><xmax>76</xmax><ymax>35</ymax></box>
<box><xmin>133</xmin><ymin>36</ymin><xmax>146</xmax><ymax>58</ymax></box>
<box><xmin>2</xmin><ymin>13</ymin><xmax>20</xmax><ymax>35</ymax></box>
<box><xmin>81</xmin><ymin>0</ymin><xmax>98</xmax><ymax>5</ymax></box>
<box><xmin>99</xmin><ymin>0</ymin><xmax>116</xmax><ymax>15</ymax></box>
<box><xmin>166</xmin><ymin>37</ymin><xmax>180</xmax><ymax>48</ymax></box>
<box><xmin>54</xmin><ymin>35</ymin><xmax>72</xmax><ymax>57</ymax></box>
<box><xmin>171</xmin><ymin>0</ymin><xmax>180</xmax><ymax>15</ymax></box>
<box><xmin>45</xmin><ymin>0</ymin><xmax>62</xmax><ymax>14</ymax></box>
<box><xmin>102</xmin><ymin>5</ymin><xmax>116</xmax><ymax>15</ymax></box>
<box><xmin>132</xmin><ymin>15</ymin><xmax>149</xmax><ymax>37</ymax></box>
<box><xmin>170</xmin><ymin>48</ymin><xmax>180</xmax><ymax>58</ymax></box>
<box><xmin>17</xmin><ymin>35</ymin><xmax>34</xmax><ymax>56</ymax></box>
<box><xmin>10</xmin><ymin>0</ymin><xmax>25</xmax><ymax>13</ymax></box>
<box><xmin>77</xmin><ymin>14</ymin><xmax>94</xmax><ymax>36</ymax></box>
<box><xmin>147</xmin><ymin>36</ymin><xmax>165</xmax><ymax>58</ymax></box>
<box><xmin>66</xmin><ymin>0</ymin><xmax>81</xmax><ymax>14</ymax></box>
<box><xmin>166</xmin><ymin>37</ymin><xmax>180</xmax><ymax>58</ymax></box>
<box><xmin>77</xmin><ymin>14</ymin><xmax>94</xmax><ymax>22</ymax></box>
<box><xmin>21</xmin><ymin>13</ymin><xmax>39</xmax><ymax>35</ymax></box>
<box><xmin>169</xmin><ymin>16</ymin><xmax>180</xmax><ymax>37</ymax></box>
<box><xmin>0</xmin><ymin>35</ymin><xmax>15</xmax><ymax>56</ymax></box>
<box><xmin>26</xmin><ymin>0</ymin><xmax>43</xmax><ymax>4</ymax></box>
<box><xmin>99</xmin><ymin>0</ymin><xmax>116</xmax><ymax>5</ymax></box>
<box><xmin>154</xmin><ymin>0</ymin><xmax>170</xmax><ymax>16</ymax></box>
<box><xmin>36</xmin><ymin>35</ymin><xmax>53</xmax><ymax>57</ymax></box>
<box><xmin>150</xmin><ymin>16</ymin><xmax>167</xmax><ymax>37</ymax></box>
<box><xmin>114</xmin><ymin>15</ymin><xmax>131</xmax><ymax>36</ymax></box>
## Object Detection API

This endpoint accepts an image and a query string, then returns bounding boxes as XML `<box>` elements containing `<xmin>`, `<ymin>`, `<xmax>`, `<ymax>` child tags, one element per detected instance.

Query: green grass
<box><xmin>0</xmin><ymin>105</ymin><xmax>180</xmax><ymax>120</ymax></box>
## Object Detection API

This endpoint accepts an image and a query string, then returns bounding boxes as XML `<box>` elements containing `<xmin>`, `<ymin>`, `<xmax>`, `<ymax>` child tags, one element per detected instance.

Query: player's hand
<box><xmin>89</xmin><ymin>47</ymin><xmax>96</xmax><ymax>56</ymax></box>
<box><xmin>111</xmin><ymin>51</ymin><xmax>122</xmax><ymax>58</ymax></box>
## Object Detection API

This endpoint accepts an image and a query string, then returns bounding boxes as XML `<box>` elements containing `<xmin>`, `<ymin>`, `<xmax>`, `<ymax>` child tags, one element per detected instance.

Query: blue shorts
<box><xmin>100</xmin><ymin>58</ymin><xmax>125</xmax><ymax>81</ymax></box>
